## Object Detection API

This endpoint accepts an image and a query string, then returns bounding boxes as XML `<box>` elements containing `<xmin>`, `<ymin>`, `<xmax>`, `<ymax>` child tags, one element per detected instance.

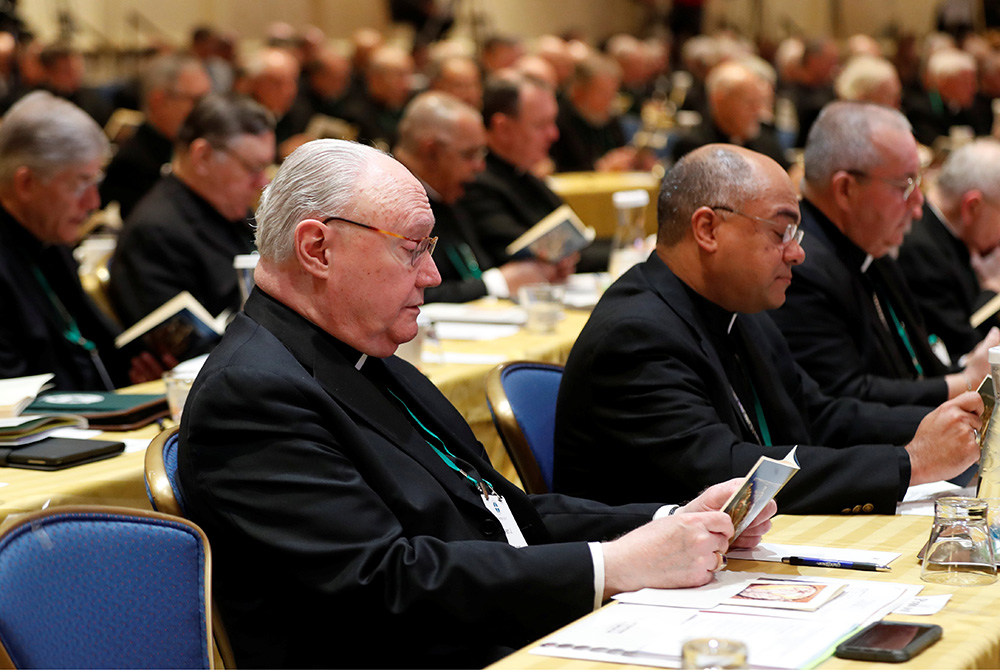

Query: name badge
<box><xmin>482</xmin><ymin>493</ymin><xmax>527</xmax><ymax>547</ymax></box>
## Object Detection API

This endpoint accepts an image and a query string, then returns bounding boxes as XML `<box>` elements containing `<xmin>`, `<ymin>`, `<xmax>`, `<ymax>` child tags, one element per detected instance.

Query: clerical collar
<box><xmin>682</xmin><ymin>281</ymin><xmax>739</xmax><ymax>336</ymax></box>
<box><xmin>356</xmin><ymin>354</ymin><xmax>367</xmax><ymax>370</ymax></box>
<box><xmin>860</xmin><ymin>254</ymin><xmax>874</xmax><ymax>273</ymax></box>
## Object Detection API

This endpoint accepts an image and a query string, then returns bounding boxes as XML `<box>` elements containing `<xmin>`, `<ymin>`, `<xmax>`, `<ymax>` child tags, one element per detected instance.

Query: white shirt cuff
<box><xmin>588</xmin><ymin>542</ymin><xmax>605</xmax><ymax>610</ymax></box>
<box><xmin>653</xmin><ymin>504</ymin><xmax>680</xmax><ymax>519</ymax></box>
<box><xmin>482</xmin><ymin>267</ymin><xmax>510</xmax><ymax>298</ymax></box>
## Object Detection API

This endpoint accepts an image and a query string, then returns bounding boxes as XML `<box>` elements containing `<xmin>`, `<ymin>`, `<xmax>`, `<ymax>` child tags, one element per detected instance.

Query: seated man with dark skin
<box><xmin>177</xmin><ymin>139</ymin><xmax>774</xmax><ymax>669</ymax></box>
<box><xmin>556</xmin><ymin>144</ymin><xmax>982</xmax><ymax>514</ymax></box>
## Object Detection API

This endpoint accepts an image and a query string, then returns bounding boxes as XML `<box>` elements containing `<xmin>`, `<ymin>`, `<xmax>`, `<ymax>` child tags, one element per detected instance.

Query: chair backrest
<box><xmin>145</xmin><ymin>425</ymin><xmax>184</xmax><ymax>517</ymax></box>
<box><xmin>0</xmin><ymin>505</ymin><xmax>213</xmax><ymax>669</ymax></box>
<box><xmin>143</xmin><ymin>427</ymin><xmax>237</xmax><ymax>669</ymax></box>
<box><xmin>485</xmin><ymin>361</ymin><xmax>564</xmax><ymax>494</ymax></box>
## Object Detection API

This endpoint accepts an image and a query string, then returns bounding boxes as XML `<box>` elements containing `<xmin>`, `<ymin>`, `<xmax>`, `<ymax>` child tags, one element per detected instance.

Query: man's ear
<box><xmin>960</xmin><ymin>189</ymin><xmax>984</xmax><ymax>229</ymax></box>
<box><xmin>187</xmin><ymin>138</ymin><xmax>214</xmax><ymax>175</ymax></box>
<box><xmin>830</xmin><ymin>170</ymin><xmax>854</xmax><ymax>211</ymax></box>
<box><xmin>691</xmin><ymin>206</ymin><xmax>721</xmax><ymax>252</ymax></box>
<box><xmin>10</xmin><ymin>166</ymin><xmax>35</xmax><ymax>199</ymax></box>
<box><xmin>293</xmin><ymin>219</ymin><xmax>332</xmax><ymax>279</ymax></box>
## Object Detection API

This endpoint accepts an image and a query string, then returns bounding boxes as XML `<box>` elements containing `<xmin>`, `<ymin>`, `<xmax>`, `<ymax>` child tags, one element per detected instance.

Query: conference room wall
<box><xmin>20</xmin><ymin>0</ymin><xmax>944</xmax><ymax>51</ymax></box>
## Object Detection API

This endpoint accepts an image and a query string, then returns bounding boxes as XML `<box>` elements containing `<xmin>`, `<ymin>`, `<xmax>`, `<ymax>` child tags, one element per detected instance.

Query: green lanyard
<box><xmin>886</xmin><ymin>302</ymin><xmax>924</xmax><ymax>377</ymax></box>
<box><xmin>388</xmin><ymin>389</ymin><xmax>494</xmax><ymax>496</ymax></box>
<box><xmin>445</xmin><ymin>243</ymin><xmax>483</xmax><ymax>280</ymax></box>
<box><xmin>30</xmin><ymin>265</ymin><xmax>114</xmax><ymax>390</ymax></box>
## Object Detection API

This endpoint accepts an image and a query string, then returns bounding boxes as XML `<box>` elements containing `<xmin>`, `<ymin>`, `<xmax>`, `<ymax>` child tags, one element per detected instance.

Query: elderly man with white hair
<box><xmin>898</xmin><ymin>139</ymin><xmax>1000</xmax><ymax>359</ymax></box>
<box><xmin>835</xmin><ymin>55</ymin><xmax>902</xmax><ymax>108</ymax></box>
<box><xmin>905</xmin><ymin>47</ymin><xmax>991</xmax><ymax>146</ymax></box>
<box><xmin>176</xmin><ymin>138</ymin><xmax>774</xmax><ymax>668</ymax></box>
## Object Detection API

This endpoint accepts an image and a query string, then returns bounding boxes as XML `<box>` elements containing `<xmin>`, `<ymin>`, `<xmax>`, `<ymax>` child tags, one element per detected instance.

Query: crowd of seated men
<box><xmin>5</xmin><ymin>13</ymin><xmax>1000</xmax><ymax>667</ymax></box>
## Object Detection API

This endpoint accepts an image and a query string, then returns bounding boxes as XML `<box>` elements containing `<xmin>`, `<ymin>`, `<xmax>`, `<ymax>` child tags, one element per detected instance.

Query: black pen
<box><xmin>781</xmin><ymin>556</ymin><xmax>891</xmax><ymax>572</ymax></box>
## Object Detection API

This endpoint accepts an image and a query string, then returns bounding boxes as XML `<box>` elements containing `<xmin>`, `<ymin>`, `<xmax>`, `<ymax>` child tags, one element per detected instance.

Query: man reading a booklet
<box><xmin>555</xmin><ymin>144</ymin><xmax>985</xmax><ymax>515</ymax></box>
<box><xmin>0</xmin><ymin>92</ymin><xmax>162</xmax><ymax>390</ymax></box>
<box><xmin>177</xmin><ymin>139</ymin><xmax>775</xmax><ymax>669</ymax></box>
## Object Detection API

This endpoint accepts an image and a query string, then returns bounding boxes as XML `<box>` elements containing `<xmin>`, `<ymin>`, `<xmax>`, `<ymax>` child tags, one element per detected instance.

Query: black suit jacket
<box><xmin>459</xmin><ymin>152</ymin><xmax>610</xmax><ymax>271</ymax></box>
<box><xmin>772</xmin><ymin>199</ymin><xmax>950</xmax><ymax>407</ymax></box>
<box><xmin>904</xmin><ymin>90</ymin><xmax>992</xmax><ymax>147</ymax></box>
<box><xmin>897</xmin><ymin>204</ymin><xmax>997</xmax><ymax>360</ymax></box>
<box><xmin>550</xmin><ymin>100</ymin><xmax>626</xmax><ymax>172</ymax></box>
<box><xmin>424</xmin><ymin>196</ymin><xmax>494</xmax><ymax>303</ymax></box>
<box><xmin>0</xmin><ymin>206</ymin><xmax>127</xmax><ymax>390</ymax></box>
<box><xmin>108</xmin><ymin>175</ymin><xmax>256</xmax><ymax>326</ymax></box>
<box><xmin>555</xmin><ymin>253</ymin><xmax>926</xmax><ymax>514</ymax></box>
<box><xmin>178</xmin><ymin>288</ymin><xmax>660</xmax><ymax>668</ymax></box>
<box><xmin>99</xmin><ymin>122</ymin><xmax>172</xmax><ymax>220</ymax></box>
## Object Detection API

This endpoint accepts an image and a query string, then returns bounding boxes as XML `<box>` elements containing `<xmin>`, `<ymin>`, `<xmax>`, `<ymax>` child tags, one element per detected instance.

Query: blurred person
<box><xmin>898</xmin><ymin>139</ymin><xmax>1000</xmax><ymax>359</ymax></box>
<box><xmin>30</xmin><ymin>42</ymin><xmax>112</xmax><ymax>127</ymax></box>
<box><xmin>0</xmin><ymin>92</ymin><xmax>161</xmax><ymax>389</ymax></box>
<box><xmin>671</xmin><ymin>60</ymin><xmax>788</xmax><ymax>169</ymax></box>
<box><xmin>791</xmin><ymin>38</ymin><xmax>839</xmax><ymax>147</ymax></box>
<box><xmin>773</xmin><ymin>101</ymin><xmax>999</xmax><ymax>408</ymax></box>
<box><xmin>606</xmin><ymin>33</ymin><xmax>651</xmax><ymax>116</ymax></box>
<box><xmin>513</xmin><ymin>54</ymin><xmax>559</xmax><ymax>90</ymax></box>
<box><xmin>342</xmin><ymin>44</ymin><xmax>414</xmax><ymax>149</ymax></box>
<box><xmin>535</xmin><ymin>34</ymin><xmax>574</xmax><ymax>88</ymax></box>
<box><xmin>242</xmin><ymin>47</ymin><xmax>307</xmax><ymax>159</ymax></box>
<box><xmin>847</xmin><ymin>34</ymin><xmax>883</xmax><ymax>59</ymax></box>
<box><xmin>109</xmin><ymin>94</ymin><xmax>275</xmax><ymax>327</ymax></box>
<box><xmin>100</xmin><ymin>53</ymin><xmax>212</xmax><ymax>219</ymax></box>
<box><xmin>480</xmin><ymin>34</ymin><xmax>523</xmax><ymax>74</ymax></box>
<box><xmin>395</xmin><ymin>92</ymin><xmax>571</xmax><ymax>303</ymax></box>
<box><xmin>298</xmin><ymin>47</ymin><xmax>352</xmax><ymax>120</ymax></box>
<box><xmin>905</xmin><ymin>47</ymin><xmax>991</xmax><ymax>146</ymax></box>
<box><xmin>835</xmin><ymin>55</ymin><xmax>903</xmax><ymax>108</ymax></box>
<box><xmin>427</xmin><ymin>54</ymin><xmax>482</xmax><ymax>109</ymax></box>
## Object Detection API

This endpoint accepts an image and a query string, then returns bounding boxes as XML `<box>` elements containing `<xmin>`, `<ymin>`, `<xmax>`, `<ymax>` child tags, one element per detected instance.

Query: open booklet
<box><xmin>115</xmin><ymin>292</ymin><xmax>227</xmax><ymax>361</ymax></box>
<box><xmin>723</xmin><ymin>446</ymin><xmax>800</xmax><ymax>542</ymax></box>
<box><xmin>505</xmin><ymin>204</ymin><xmax>596</xmax><ymax>262</ymax></box>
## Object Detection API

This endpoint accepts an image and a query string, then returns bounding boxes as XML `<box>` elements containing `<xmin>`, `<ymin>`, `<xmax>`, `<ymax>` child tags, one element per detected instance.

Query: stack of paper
<box><xmin>0</xmin><ymin>374</ymin><xmax>54</xmax><ymax>418</ymax></box>
<box><xmin>0</xmin><ymin>415</ymin><xmax>88</xmax><ymax>446</ymax></box>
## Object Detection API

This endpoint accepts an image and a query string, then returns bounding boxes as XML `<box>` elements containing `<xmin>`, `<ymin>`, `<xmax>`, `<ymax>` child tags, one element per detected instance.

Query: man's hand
<box><xmin>906</xmin><ymin>391</ymin><xmax>983</xmax><ymax>485</ymax></box>
<box><xmin>595</xmin><ymin>146</ymin><xmax>639</xmax><ymax>172</ymax></box>
<box><xmin>679</xmin><ymin>478</ymin><xmax>776</xmax><ymax>549</ymax></box>
<box><xmin>127</xmin><ymin>352</ymin><xmax>179</xmax><ymax>385</ymax></box>
<box><xmin>601</xmin><ymin>511</ymin><xmax>733</xmax><ymax>599</ymax></box>
<box><xmin>498</xmin><ymin>253</ymin><xmax>579</xmax><ymax>295</ymax></box>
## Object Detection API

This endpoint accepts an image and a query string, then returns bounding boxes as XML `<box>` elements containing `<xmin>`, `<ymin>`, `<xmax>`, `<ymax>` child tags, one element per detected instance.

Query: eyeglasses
<box><xmin>710</xmin><ymin>205</ymin><xmax>804</xmax><ymax>246</ymax></box>
<box><xmin>322</xmin><ymin>216</ymin><xmax>438</xmax><ymax>267</ymax></box>
<box><xmin>846</xmin><ymin>169</ymin><xmax>922</xmax><ymax>201</ymax></box>
<box><xmin>216</xmin><ymin>145</ymin><xmax>271</xmax><ymax>177</ymax></box>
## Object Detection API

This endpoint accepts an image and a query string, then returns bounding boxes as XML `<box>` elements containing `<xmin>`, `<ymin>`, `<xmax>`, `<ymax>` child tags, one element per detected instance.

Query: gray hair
<box><xmin>0</xmin><ymin>91</ymin><xmax>109</xmax><ymax>184</ymax></box>
<box><xmin>256</xmin><ymin>139</ymin><xmax>381</xmax><ymax>262</ymax></box>
<box><xmin>140</xmin><ymin>52</ymin><xmax>206</xmax><ymax>110</ymax></box>
<box><xmin>834</xmin><ymin>55</ymin><xmax>899</xmax><ymax>101</ymax></box>
<box><xmin>927</xmin><ymin>47</ymin><xmax>975</xmax><ymax>83</ymax></box>
<box><xmin>396</xmin><ymin>91</ymin><xmax>477</xmax><ymax>153</ymax></box>
<box><xmin>936</xmin><ymin>138</ymin><xmax>1000</xmax><ymax>203</ymax></box>
<box><xmin>803</xmin><ymin>101</ymin><xmax>912</xmax><ymax>185</ymax></box>
<box><xmin>658</xmin><ymin>145</ymin><xmax>763</xmax><ymax>246</ymax></box>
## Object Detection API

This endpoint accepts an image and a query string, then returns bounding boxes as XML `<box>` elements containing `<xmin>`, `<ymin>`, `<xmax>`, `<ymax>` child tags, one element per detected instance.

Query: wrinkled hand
<box><xmin>127</xmin><ymin>351</ymin><xmax>176</xmax><ymax>385</ymax></box>
<box><xmin>907</xmin><ymin>390</ymin><xmax>983</xmax><ymax>485</ymax></box>
<box><xmin>595</xmin><ymin>146</ymin><xmax>639</xmax><ymax>172</ymax></box>
<box><xmin>601</xmin><ymin>511</ymin><xmax>733</xmax><ymax>599</ymax></box>
<box><xmin>679</xmin><ymin>478</ymin><xmax>776</xmax><ymax>548</ymax></box>
<box><xmin>964</xmin><ymin>327</ymin><xmax>1000</xmax><ymax>386</ymax></box>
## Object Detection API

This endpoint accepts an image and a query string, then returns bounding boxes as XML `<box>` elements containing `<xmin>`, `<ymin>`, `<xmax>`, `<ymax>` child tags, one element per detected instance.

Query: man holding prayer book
<box><xmin>177</xmin><ymin>139</ymin><xmax>775</xmax><ymax>668</ymax></box>
<box><xmin>555</xmin><ymin>144</ymin><xmax>984</xmax><ymax>514</ymax></box>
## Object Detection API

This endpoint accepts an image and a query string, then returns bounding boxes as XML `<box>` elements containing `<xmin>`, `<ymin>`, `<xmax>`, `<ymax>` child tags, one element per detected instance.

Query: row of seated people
<box><xmin>0</xmin><ymin>40</ymin><xmax>997</xmax><ymax>669</ymax></box>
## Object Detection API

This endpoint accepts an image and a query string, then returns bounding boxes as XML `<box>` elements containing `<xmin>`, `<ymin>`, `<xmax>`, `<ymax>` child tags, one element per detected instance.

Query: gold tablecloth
<box><xmin>488</xmin><ymin>513</ymin><xmax>1000</xmax><ymax>670</ymax></box>
<box><xmin>0</xmin><ymin>305</ymin><xmax>591</xmax><ymax>523</ymax></box>
<box><xmin>548</xmin><ymin>171</ymin><xmax>661</xmax><ymax>239</ymax></box>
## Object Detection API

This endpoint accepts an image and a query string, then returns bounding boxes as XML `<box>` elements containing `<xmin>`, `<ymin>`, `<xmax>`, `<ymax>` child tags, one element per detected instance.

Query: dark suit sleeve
<box><xmin>423</xmin><ymin>277</ymin><xmax>489</xmax><ymax>303</ymax></box>
<box><xmin>109</xmin><ymin>221</ymin><xmax>194</xmax><ymax>326</ymax></box>
<box><xmin>556</xmin><ymin>311</ymin><xmax>908</xmax><ymax>515</ymax></box>
<box><xmin>459</xmin><ymin>180</ymin><xmax>532</xmax><ymax>265</ymax></box>
<box><xmin>777</xmin><ymin>255</ymin><xmax>949</xmax><ymax>407</ymax></box>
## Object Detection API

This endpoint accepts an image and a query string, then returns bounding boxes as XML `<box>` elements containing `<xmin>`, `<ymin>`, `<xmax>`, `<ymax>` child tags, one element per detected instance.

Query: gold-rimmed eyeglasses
<box><xmin>322</xmin><ymin>216</ymin><xmax>438</xmax><ymax>267</ymax></box>
<box><xmin>846</xmin><ymin>169</ymin><xmax>922</xmax><ymax>201</ymax></box>
<box><xmin>710</xmin><ymin>205</ymin><xmax>804</xmax><ymax>246</ymax></box>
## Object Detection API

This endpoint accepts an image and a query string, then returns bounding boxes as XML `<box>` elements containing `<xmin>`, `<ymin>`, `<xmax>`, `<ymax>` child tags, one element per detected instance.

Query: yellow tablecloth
<box><xmin>488</xmin><ymin>513</ymin><xmax>1000</xmax><ymax>670</ymax></box>
<box><xmin>0</xmin><ymin>304</ymin><xmax>591</xmax><ymax>523</ymax></box>
<box><xmin>548</xmin><ymin>171</ymin><xmax>661</xmax><ymax>239</ymax></box>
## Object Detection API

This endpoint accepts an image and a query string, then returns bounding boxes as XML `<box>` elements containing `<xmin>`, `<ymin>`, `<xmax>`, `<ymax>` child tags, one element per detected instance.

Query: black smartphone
<box><xmin>834</xmin><ymin>621</ymin><xmax>941</xmax><ymax>663</ymax></box>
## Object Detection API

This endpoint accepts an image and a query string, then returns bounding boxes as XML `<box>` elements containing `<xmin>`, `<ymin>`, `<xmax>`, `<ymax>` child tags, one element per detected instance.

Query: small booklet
<box><xmin>115</xmin><ymin>292</ymin><xmax>226</xmax><ymax>361</ymax></box>
<box><xmin>505</xmin><ymin>204</ymin><xmax>596</xmax><ymax>262</ymax></box>
<box><xmin>0</xmin><ymin>373</ymin><xmax>54</xmax><ymax>418</ymax></box>
<box><xmin>26</xmin><ymin>392</ymin><xmax>169</xmax><ymax>431</ymax></box>
<box><xmin>723</xmin><ymin>446</ymin><xmax>800</xmax><ymax>542</ymax></box>
<box><xmin>971</xmin><ymin>293</ymin><xmax>1000</xmax><ymax>328</ymax></box>
<box><xmin>0</xmin><ymin>415</ymin><xmax>88</xmax><ymax>446</ymax></box>
<box><xmin>722</xmin><ymin>577</ymin><xmax>845</xmax><ymax>611</ymax></box>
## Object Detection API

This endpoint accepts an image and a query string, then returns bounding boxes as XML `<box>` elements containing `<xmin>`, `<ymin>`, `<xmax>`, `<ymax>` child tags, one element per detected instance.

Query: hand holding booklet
<box><xmin>723</xmin><ymin>446</ymin><xmax>800</xmax><ymax>542</ymax></box>
<box><xmin>505</xmin><ymin>204</ymin><xmax>596</xmax><ymax>262</ymax></box>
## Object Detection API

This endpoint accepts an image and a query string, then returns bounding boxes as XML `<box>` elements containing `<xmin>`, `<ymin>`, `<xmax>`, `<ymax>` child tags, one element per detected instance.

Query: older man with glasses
<box><xmin>109</xmin><ymin>93</ymin><xmax>275</xmax><ymax>327</ymax></box>
<box><xmin>555</xmin><ymin>143</ymin><xmax>983</xmax><ymax>514</ymax></box>
<box><xmin>772</xmin><ymin>101</ymin><xmax>998</xmax><ymax>408</ymax></box>
<box><xmin>176</xmin><ymin>138</ymin><xmax>776</xmax><ymax>668</ymax></box>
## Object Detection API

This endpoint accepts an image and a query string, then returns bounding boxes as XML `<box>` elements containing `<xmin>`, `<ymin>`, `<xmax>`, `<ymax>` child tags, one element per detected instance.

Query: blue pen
<box><xmin>781</xmin><ymin>556</ymin><xmax>891</xmax><ymax>572</ymax></box>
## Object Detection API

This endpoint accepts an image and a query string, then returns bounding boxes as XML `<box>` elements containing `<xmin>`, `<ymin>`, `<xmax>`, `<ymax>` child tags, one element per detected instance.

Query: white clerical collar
<box><xmin>860</xmin><ymin>254</ymin><xmax>874</xmax><ymax>273</ymax></box>
<box><xmin>356</xmin><ymin>354</ymin><xmax>368</xmax><ymax>370</ymax></box>
<box><xmin>727</xmin><ymin>313</ymin><xmax>738</xmax><ymax>334</ymax></box>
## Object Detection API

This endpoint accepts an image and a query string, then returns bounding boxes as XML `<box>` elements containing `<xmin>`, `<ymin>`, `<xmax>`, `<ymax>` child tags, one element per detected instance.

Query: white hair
<box><xmin>835</xmin><ymin>56</ymin><xmax>899</xmax><ymax>101</ymax></box>
<box><xmin>937</xmin><ymin>138</ymin><xmax>1000</xmax><ymax>203</ymax></box>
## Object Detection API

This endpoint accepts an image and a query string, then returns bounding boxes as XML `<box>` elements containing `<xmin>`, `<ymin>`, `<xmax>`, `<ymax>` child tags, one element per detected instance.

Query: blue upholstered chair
<box><xmin>0</xmin><ymin>506</ymin><xmax>213</xmax><ymax>669</ymax></box>
<box><xmin>485</xmin><ymin>361</ymin><xmax>564</xmax><ymax>494</ymax></box>
<box><xmin>144</xmin><ymin>426</ymin><xmax>236</xmax><ymax>668</ymax></box>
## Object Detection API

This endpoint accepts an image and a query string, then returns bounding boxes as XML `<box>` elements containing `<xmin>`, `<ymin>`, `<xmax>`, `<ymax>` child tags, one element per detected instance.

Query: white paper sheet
<box><xmin>897</xmin><ymin>482</ymin><xmax>974</xmax><ymax>516</ymax></box>
<box><xmin>727</xmin><ymin>542</ymin><xmax>901</xmax><ymax>566</ymax></box>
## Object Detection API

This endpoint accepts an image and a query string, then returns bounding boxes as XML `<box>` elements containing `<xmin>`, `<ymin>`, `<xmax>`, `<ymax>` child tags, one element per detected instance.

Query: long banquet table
<box><xmin>488</xmin><ymin>513</ymin><xmax>1000</xmax><ymax>670</ymax></box>
<box><xmin>0</xmin><ymin>303</ymin><xmax>592</xmax><ymax>525</ymax></box>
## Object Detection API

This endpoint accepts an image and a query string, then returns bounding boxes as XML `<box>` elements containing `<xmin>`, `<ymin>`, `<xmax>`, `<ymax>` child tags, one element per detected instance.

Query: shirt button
<box><xmin>862</xmin><ymin>503</ymin><xmax>875</xmax><ymax>513</ymax></box>
<box><xmin>479</xmin><ymin>518</ymin><xmax>499</xmax><ymax>536</ymax></box>
<box><xmin>852</xmin><ymin>505</ymin><xmax>862</xmax><ymax>514</ymax></box>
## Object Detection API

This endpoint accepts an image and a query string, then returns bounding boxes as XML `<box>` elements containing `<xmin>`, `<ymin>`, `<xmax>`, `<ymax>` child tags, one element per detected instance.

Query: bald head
<box><xmin>706</xmin><ymin>62</ymin><xmax>768</xmax><ymax>142</ymax></box>
<box><xmin>367</xmin><ymin>45</ymin><xmax>414</xmax><ymax>109</ymax></box>
<box><xmin>245</xmin><ymin>47</ymin><xmax>300</xmax><ymax>117</ymax></box>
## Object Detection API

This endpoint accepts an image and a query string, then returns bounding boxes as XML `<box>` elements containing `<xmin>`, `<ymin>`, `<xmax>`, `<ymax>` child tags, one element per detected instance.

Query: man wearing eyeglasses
<box><xmin>177</xmin><ymin>139</ymin><xmax>776</xmax><ymax>668</ymax></box>
<box><xmin>555</xmin><ymin>143</ymin><xmax>983</xmax><ymax>514</ymax></box>
<box><xmin>773</xmin><ymin>101</ymin><xmax>998</xmax><ymax>408</ymax></box>
<box><xmin>109</xmin><ymin>93</ymin><xmax>275</xmax><ymax>327</ymax></box>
